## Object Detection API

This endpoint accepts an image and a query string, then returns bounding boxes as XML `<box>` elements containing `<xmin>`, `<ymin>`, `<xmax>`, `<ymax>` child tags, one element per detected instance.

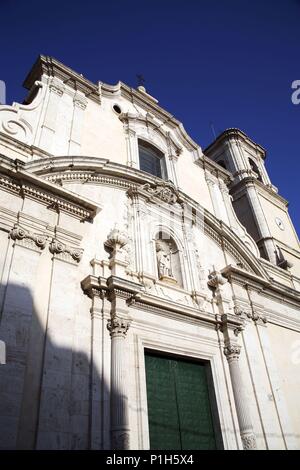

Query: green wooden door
<box><xmin>145</xmin><ymin>352</ymin><xmax>219</xmax><ymax>450</ymax></box>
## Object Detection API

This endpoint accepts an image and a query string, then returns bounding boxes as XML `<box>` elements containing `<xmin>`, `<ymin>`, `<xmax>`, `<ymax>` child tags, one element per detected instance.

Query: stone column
<box><xmin>208</xmin><ymin>272</ymin><xmax>257</xmax><ymax>450</ymax></box>
<box><xmin>223</xmin><ymin>343</ymin><xmax>257</xmax><ymax>449</ymax></box>
<box><xmin>107</xmin><ymin>316</ymin><xmax>131</xmax><ymax>450</ymax></box>
<box><xmin>105</xmin><ymin>273</ymin><xmax>143</xmax><ymax>450</ymax></box>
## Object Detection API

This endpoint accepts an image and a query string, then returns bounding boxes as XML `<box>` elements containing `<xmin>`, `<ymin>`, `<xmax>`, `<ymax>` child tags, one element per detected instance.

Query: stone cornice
<box><xmin>101</xmin><ymin>81</ymin><xmax>200</xmax><ymax>152</ymax></box>
<box><xmin>81</xmin><ymin>274</ymin><xmax>108</xmax><ymax>299</ymax></box>
<box><xmin>204</xmin><ymin>128</ymin><xmax>266</xmax><ymax>160</ymax></box>
<box><xmin>81</xmin><ymin>273</ymin><xmax>243</xmax><ymax>330</ymax></box>
<box><xmin>81</xmin><ymin>274</ymin><xmax>144</xmax><ymax>300</ymax></box>
<box><xmin>196</xmin><ymin>155</ymin><xmax>233</xmax><ymax>184</ymax></box>
<box><xmin>261</xmin><ymin>258</ymin><xmax>300</xmax><ymax>283</ymax></box>
<box><xmin>221</xmin><ymin>264</ymin><xmax>300</xmax><ymax>306</ymax></box>
<box><xmin>0</xmin><ymin>155</ymin><xmax>100</xmax><ymax>220</ymax></box>
<box><xmin>23</xmin><ymin>55</ymin><xmax>100</xmax><ymax>103</ymax></box>
<box><xmin>22</xmin><ymin>56</ymin><xmax>202</xmax><ymax>153</ymax></box>
<box><xmin>0</xmin><ymin>132</ymin><xmax>53</xmax><ymax>160</ymax></box>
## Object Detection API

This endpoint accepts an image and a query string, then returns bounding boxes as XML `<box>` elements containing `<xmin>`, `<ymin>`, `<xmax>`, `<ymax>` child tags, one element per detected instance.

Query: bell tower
<box><xmin>204</xmin><ymin>128</ymin><xmax>300</xmax><ymax>272</ymax></box>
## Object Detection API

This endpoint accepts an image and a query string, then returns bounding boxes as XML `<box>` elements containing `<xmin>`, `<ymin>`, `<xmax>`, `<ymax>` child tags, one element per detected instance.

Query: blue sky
<box><xmin>1</xmin><ymin>0</ymin><xmax>299</xmax><ymax>234</ymax></box>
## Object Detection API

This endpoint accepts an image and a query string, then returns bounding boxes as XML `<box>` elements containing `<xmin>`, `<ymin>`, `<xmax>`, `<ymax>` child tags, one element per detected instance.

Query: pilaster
<box><xmin>68</xmin><ymin>91</ymin><xmax>87</xmax><ymax>155</ymax></box>
<box><xmin>39</xmin><ymin>77</ymin><xmax>65</xmax><ymax>153</ymax></box>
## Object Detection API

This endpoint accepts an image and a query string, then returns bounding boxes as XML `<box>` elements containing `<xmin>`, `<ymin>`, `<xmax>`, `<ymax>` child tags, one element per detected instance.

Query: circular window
<box><xmin>113</xmin><ymin>104</ymin><xmax>122</xmax><ymax>115</ymax></box>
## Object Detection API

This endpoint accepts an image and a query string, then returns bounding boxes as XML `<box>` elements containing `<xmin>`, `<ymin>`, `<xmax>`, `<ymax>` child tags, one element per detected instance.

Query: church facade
<box><xmin>0</xmin><ymin>56</ymin><xmax>299</xmax><ymax>450</ymax></box>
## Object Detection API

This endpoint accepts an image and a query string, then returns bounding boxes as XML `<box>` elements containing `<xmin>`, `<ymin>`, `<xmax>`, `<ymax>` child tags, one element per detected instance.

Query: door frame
<box><xmin>132</xmin><ymin>331</ymin><xmax>240</xmax><ymax>450</ymax></box>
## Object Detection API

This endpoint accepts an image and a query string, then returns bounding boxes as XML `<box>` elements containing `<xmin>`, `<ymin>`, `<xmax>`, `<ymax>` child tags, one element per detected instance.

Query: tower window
<box><xmin>217</xmin><ymin>159</ymin><xmax>227</xmax><ymax>170</ymax></box>
<box><xmin>249</xmin><ymin>158</ymin><xmax>262</xmax><ymax>182</ymax></box>
<box><xmin>138</xmin><ymin>140</ymin><xmax>167</xmax><ymax>179</ymax></box>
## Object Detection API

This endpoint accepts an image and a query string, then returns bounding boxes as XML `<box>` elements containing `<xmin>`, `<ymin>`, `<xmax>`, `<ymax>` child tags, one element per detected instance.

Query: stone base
<box><xmin>159</xmin><ymin>275</ymin><xmax>178</xmax><ymax>285</ymax></box>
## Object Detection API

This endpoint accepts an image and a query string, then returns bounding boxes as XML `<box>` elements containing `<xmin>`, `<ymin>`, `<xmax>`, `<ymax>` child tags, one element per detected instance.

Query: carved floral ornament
<box><xmin>234</xmin><ymin>304</ymin><xmax>267</xmax><ymax>324</ymax></box>
<box><xmin>242</xmin><ymin>434</ymin><xmax>257</xmax><ymax>450</ymax></box>
<box><xmin>127</xmin><ymin>181</ymin><xmax>182</xmax><ymax>205</ymax></box>
<box><xmin>223</xmin><ymin>344</ymin><xmax>241</xmax><ymax>360</ymax></box>
<box><xmin>107</xmin><ymin>316</ymin><xmax>131</xmax><ymax>338</ymax></box>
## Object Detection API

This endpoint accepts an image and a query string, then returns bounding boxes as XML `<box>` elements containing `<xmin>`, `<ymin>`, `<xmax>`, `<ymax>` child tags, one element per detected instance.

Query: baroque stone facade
<box><xmin>0</xmin><ymin>55</ymin><xmax>299</xmax><ymax>450</ymax></box>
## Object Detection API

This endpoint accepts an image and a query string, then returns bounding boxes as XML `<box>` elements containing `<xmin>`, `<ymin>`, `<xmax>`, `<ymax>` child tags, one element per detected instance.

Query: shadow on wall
<box><xmin>0</xmin><ymin>281</ymin><xmax>110</xmax><ymax>450</ymax></box>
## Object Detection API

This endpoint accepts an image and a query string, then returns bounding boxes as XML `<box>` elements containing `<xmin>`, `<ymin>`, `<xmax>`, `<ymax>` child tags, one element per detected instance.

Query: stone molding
<box><xmin>73</xmin><ymin>91</ymin><xmax>88</xmax><ymax>110</ymax></box>
<box><xmin>24</xmin><ymin>55</ymin><xmax>100</xmax><ymax>103</ymax></box>
<box><xmin>0</xmin><ymin>172</ymin><xmax>97</xmax><ymax>221</ymax></box>
<box><xmin>49</xmin><ymin>77</ymin><xmax>65</xmax><ymax>97</ymax></box>
<box><xmin>119</xmin><ymin>112</ymin><xmax>183</xmax><ymax>156</ymax></box>
<box><xmin>46</xmin><ymin>171</ymin><xmax>135</xmax><ymax>190</ymax></box>
<box><xmin>81</xmin><ymin>275</ymin><xmax>108</xmax><ymax>299</ymax></box>
<box><xmin>81</xmin><ymin>273</ymin><xmax>221</xmax><ymax>327</ymax></box>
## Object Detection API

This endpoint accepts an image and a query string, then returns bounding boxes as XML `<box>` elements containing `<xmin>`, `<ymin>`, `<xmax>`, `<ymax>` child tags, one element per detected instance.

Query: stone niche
<box><xmin>155</xmin><ymin>235</ymin><xmax>183</xmax><ymax>288</ymax></box>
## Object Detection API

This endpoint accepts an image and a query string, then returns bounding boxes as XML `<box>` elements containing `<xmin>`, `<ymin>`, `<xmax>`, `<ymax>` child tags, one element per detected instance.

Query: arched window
<box><xmin>155</xmin><ymin>233</ymin><xmax>183</xmax><ymax>287</ymax></box>
<box><xmin>249</xmin><ymin>158</ymin><xmax>262</xmax><ymax>182</ymax></box>
<box><xmin>138</xmin><ymin>140</ymin><xmax>167</xmax><ymax>179</ymax></box>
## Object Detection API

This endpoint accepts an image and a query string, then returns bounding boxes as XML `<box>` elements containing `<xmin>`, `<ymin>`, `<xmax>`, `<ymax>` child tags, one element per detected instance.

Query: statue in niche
<box><xmin>156</xmin><ymin>241</ymin><xmax>173</xmax><ymax>278</ymax></box>
<box><xmin>155</xmin><ymin>239</ymin><xmax>181</xmax><ymax>286</ymax></box>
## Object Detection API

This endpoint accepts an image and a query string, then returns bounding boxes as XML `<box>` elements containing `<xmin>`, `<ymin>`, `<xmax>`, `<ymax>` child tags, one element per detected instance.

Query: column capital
<box><xmin>107</xmin><ymin>316</ymin><xmax>131</xmax><ymax>338</ymax></box>
<box><xmin>224</xmin><ymin>344</ymin><xmax>241</xmax><ymax>361</ymax></box>
<box><xmin>10</xmin><ymin>223</ymin><xmax>47</xmax><ymax>251</ymax></box>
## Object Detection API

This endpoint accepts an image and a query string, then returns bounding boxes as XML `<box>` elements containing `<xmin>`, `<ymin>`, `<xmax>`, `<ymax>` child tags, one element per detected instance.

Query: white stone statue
<box><xmin>156</xmin><ymin>241</ymin><xmax>173</xmax><ymax>278</ymax></box>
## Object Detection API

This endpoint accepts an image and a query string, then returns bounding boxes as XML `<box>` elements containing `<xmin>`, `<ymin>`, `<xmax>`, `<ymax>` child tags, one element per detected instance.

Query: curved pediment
<box><xmin>119</xmin><ymin>112</ymin><xmax>183</xmax><ymax>157</ymax></box>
